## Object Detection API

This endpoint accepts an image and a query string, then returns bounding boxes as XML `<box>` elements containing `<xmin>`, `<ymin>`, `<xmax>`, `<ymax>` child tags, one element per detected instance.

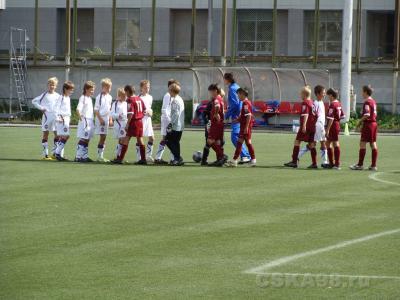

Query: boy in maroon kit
<box><xmin>350</xmin><ymin>85</ymin><xmax>379</xmax><ymax>171</ymax></box>
<box><xmin>112</xmin><ymin>85</ymin><xmax>147</xmax><ymax>165</ymax></box>
<box><xmin>284</xmin><ymin>86</ymin><xmax>317</xmax><ymax>168</ymax></box>
<box><xmin>205</xmin><ymin>84</ymin><xmax>226</xmax><ymax>167</ymax></box>
<box><xmin>226</xmin><ymin>88</ymin><xmax>256</xmax><ymax>167</ymax></box>
<box><xmin>325</xmin><ymin>88</ymin><xmax>345</xmax><ymax>170</ymax></box>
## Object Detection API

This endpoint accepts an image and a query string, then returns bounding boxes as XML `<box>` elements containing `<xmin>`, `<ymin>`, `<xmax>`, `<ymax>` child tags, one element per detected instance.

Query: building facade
<box><xmin>0</xmin><ymin>0</ymin><xmax>396</xmax><ymax>59</ymax></box>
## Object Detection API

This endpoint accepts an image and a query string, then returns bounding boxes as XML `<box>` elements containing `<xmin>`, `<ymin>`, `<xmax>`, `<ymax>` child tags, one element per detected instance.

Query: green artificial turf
<box><xmin>0</xmin><ymin>127</ymin><xmax>399</xmax><ymax>299</ymax></box>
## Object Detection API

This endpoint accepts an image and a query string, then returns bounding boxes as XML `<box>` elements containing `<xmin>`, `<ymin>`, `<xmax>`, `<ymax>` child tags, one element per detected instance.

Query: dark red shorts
<box><xmin>327</xmin><ymin>122</ymin><xmax>340</xmax><ymax>142</ymax></box>
<box><xmin>127</xmin><ymin>119</ymin><xmax>143</xmax><ymax>137</ymax></box>
<box><xmin>361</xmin><ymin>122</ymin><xmax>377</xmax><ymax>143</ymax></box>
<box><xmin>208</xmin><ymin>123</ymin><xmax>224</xmax><ymax>141</ymax></box>
<box><xmin>239</xmin><ymin>126</ymin><xmax>252</xmax><ymax>139</ymax></box>
<box><xmin>296</xmin><ymin>130</ymin><xmax>315</xmax><ymax>143</ymax></box>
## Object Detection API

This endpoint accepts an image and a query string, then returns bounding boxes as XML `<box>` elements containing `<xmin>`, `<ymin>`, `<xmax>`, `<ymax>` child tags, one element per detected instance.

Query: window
<box><xmin>367</xmin><ymin>11</ymin><xmax>394</xmax><ymax>57</ymax></box>
<box><xmin>115</xmin><ymin>9</ymin><xmax>140</xmax><ymax>54</ymax></box>
<box><xmin>237</xmin><ymin>10</ymin><xmax>273</xmax><ymax>55</ymax></box>
<box><xmin>304</xmin><ymin>11</ymin><xmax>342</xmax><ymax>56</ymax></box>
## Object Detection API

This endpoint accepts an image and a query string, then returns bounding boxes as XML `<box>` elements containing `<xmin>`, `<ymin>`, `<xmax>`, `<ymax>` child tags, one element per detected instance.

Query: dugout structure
<box><xmin>191</xmin><ymin>67</ymin><xmax>331</xmax><ymax>126</ymax></box>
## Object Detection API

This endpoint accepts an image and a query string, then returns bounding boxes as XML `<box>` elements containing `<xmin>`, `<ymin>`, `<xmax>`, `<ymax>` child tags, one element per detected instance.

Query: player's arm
<box><xmin>213</xmin><ymin>100</ymin><xmax>221</xmax><ymax>121</ymax></box>
<box><xmin>76</xmin><ymin>96</ymin><xmax>84</xmax><ymax>121</ymax></box>
<box><xmin>32</xmin><ymin>93</ymin><xmax>45</xmax><ymax>112</ymax></box>
<box><xmin>301</xmin><ymin>114</ymin><xmax>308</xmax><ymax>133</ymax></box>
<box><xmin>126</xmin><ymin>107</ymin><xmax>133</xmax><ymax>130</ymax></box>
<box><xmin>244</xmin><ymin>104</ymin><xmax>252</xmax><ymax>132</ymax></box>
<box><xmin>94</xmin><ymin>96</ymin><xmax>105</xmax><ymax>125</ymax></box>
<box><xmin>326</xmin><ymin>118</ymin><xmax>333</xmax><ymax>138</ymax></box>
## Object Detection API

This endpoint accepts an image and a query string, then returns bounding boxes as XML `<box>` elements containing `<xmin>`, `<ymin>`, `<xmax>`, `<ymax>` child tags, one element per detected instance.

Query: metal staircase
<box><xmin>7</xmin><ymin>27</ymin><xmax>29</xmax><ymax>117</ymax></box>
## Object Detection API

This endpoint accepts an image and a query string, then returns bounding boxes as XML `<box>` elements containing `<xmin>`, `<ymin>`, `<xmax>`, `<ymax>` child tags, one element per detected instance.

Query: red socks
<box><xmin>246</xmin><ymin>143</ymin><xmax>255</xmax><ymax>160</ymax></box>
<box><xmin>327</xmin><ymin>148</ymin><xmax>333</xmax><ymax>165</ymax></box>
<box><xmin>358</xmin><ymin>148</ymin><xmax>366</xmax><ymax>166</ymax></box>
<box><xmin>310</xmin><ymin>148</ymin><xmax>317</xmax><ymax>165</ymax></box>
<box><xmin>334</xmin><ymin>146</ymin><xmax>340</xmax><ymax>167</ymax></box>
<box><xmin>371</xmin><ymin>148</ymin><xmax>378</xmax><ymax>167</ymax></box>
<box><xmin>140</xmin><ymin>144</ymin><xmax>146</xmax><ymax>161</ymax></box>
<box><xmin>211</xmin><ymin>143</ymin><xmax>224</xmax><ymax>160</ymax></box>
<box><xmin>292</xmin><ymin>146</ymin><xmax>300</xmax><ymax>163</ymax></box>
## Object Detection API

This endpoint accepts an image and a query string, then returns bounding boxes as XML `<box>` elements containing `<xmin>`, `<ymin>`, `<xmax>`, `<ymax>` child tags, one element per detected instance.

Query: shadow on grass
<box><xmin>0</xmin><ymin>158</ymin><xmax>328</xmax><ymax>171</ymax></box>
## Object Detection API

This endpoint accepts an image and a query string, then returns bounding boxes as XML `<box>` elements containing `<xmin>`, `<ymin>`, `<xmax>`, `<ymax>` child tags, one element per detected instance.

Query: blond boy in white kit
<box><xmin>110</xmin><ymin>87</ymin><xmax>128</xmax><ymax>159</ymax></box>
<box><xmin>94</xmin><ymin>78</ymin><xmax>113</xmax><ymax>162</ymax></box>
<box><xmin>139</xmin><ymin>80</ymin><xmax>154</xmax><ymax>162</ymax></box>
<box><xmin>32</xmin><ymin>77</ymin><xmax>60</xmax><ymax>160</ymax></box>
<box><xmin>54</xmin><ymin>81</ymin><xmax>75</xmax><ymax>161</ymax></box>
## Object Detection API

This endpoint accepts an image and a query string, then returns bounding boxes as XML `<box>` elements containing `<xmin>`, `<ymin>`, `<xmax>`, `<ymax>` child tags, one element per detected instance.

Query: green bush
<box><xmin>345</xmin><ymin>107</ymin><xmax>400</xmax><ymax>131</ymax></box>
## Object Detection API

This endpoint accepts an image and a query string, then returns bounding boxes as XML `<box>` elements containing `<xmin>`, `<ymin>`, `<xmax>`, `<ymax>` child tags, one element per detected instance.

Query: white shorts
<box><xmin>56</xmin><ymin>116</ymin><xmax>70</xmax><ymax>136</ymax></box>
<box><xmin>77</xmin><ymin>118</ymin><xmax>94</xmax><ymax>140</ymax></box>
<box><xmin>161</xmin><ymin>118</ymin><xmax>170</xmax><ymax>136</ymax></box>
<box><xmin>41</xmin><ymin>112</ymin><xmax>56</xmax><ymax>132</ymax></box>
<box><xmin>143</xmin><ymin>116</ymin><xmax>154</xmax><ymax>137</ymax></box>
<box><xmin>314</xmin><ymin>122</ymin><xmax>326</xmax><ymax>142</ymax></box>
<box><xmin>95</xmin><ymin>115</ymin><xmax>109</xmax><ymax>135</ymax></box>
<box><xmin>113</xmin><ymin>119</ymin><xmax>127</xmax><ymax>139</ymax></box>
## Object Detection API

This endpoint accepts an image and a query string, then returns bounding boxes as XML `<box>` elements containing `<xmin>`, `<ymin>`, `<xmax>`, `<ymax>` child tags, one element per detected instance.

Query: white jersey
<box><xmin>140</xmin><ymin>94</ymin><xmax>153</xmax><ymax>112</ymax></box>
<box><xmin>170</xmin><ymin>95</ymin><xmax>185</xmax><ymax>132</ymax></box>
<box><xmin>55</xmin><ymin>94</ymin><xmax>71</xmax><ymax>117</ymax></box>
<box><xmin>110</xmin><ymin>101</ymin><xmax>128</xmax><ymax>122</ymax></box>
<box><xmin>94</xmin><ymin>93</ymin><xmax>112</xmax><ymax>117</ymax></box>
<box><xmin>161</xmin><ymin>92</ymin><xmax>172</xmax><ymax>122</ymax></box>
<box><xmin>77</xmin><ymin>95</ymin><xmax>94</xmax><ymax>119</ymax></box>
<box><xmin>313</xmin><ymin>100</ymin><xmax>326</xmax><ymax>125</ymax></box>
<box><xmin>111</xmin><ymin>101</ymin><xmax>128</xmax><ymax>138</ymax></box>
<box><xmin>32</xmin><ymin>91</ymin><xmax>60</xmax><ymax>114</ymax></box>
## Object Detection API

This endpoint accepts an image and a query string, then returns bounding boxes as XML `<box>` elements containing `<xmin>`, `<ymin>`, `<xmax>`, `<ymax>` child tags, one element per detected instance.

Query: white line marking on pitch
<box><xmin>244</xmin><ymin>228</ymin><xmax>400</xmax><ymax>274</ymax></box>
<box><xmin>251</xmin><ymin>272</ymin><xmax>400</xmax><ymax>280</ymax></box>
<box><xmin>369</xmin><ymin>171</ymin><xmax>400</xmax><ymax>187</ymax></box>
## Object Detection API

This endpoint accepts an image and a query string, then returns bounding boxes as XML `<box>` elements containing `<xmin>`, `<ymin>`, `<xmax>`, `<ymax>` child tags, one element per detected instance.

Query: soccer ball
<box><xmin>192</xmin><ymin>151</ymin><xmax>202</xmax><ymax>163</ymax></box>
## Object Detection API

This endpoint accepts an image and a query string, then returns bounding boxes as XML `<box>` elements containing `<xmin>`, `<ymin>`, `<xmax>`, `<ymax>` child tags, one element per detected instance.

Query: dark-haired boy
<box><xmin>350</xmin><ymin>85</ymin><xmax>379</xmax><ymax>171</ymax></box>
<box><xmin>325</xmin><ymin>88</ymin><xmax>345</xmax><ymax>170</ymax></box>
<box><xmin>112</xmin><ymin>85</ymin><xmax>147</xmax><ymax>165</ymax></box>
<box><xmin>226</xmin><ymin>88</ymin><xmax>256</xmax><ymax>167</ymax></box>
<box><xmin>204</xmin><ymin>84</ymin><xmax>226</xmax><ymax>167</ymax></box>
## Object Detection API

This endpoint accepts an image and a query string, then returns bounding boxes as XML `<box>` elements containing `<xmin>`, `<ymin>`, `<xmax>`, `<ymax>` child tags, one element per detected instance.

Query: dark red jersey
<box><xmin>300</xmin><ymin>99</ymin><xmax>316</xmax><ymax>131</ymax></box>
<box><xmin>210</xmin><ymin>95</ymin><xmax>224</xmax><ymax>124</ymax></box>
<box><xmin>127</xmin><ymin>96</ymin><xmax>146</xmax><ymax>120</ymax></box>
<box><xmin>239</xmin><ymin>99</ymin><xmax>253</xmax><ymax>127</ymax></box>
<box><xmin>327</xmin><ymin>100</ymin><xmax>344</xmax><ymax>123</ymax></box>
<box><xmin>362</xmin><ymin>97</ymin><xmax>377</xmax><ymax>123</ymax></box>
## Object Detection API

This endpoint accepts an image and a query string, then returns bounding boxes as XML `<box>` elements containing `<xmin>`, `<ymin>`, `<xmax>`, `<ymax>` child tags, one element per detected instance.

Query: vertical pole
<box><xmin>220</xmin><ymin>0</ymin><xmax>227</xmax><ymax>66</ymax></box>
<box><xmin>230</xmin><ymin>0</ymin><xmax>237</xmax><ymax>65</ymax></box>
<box><xmin>393</xmin><ymin>0</ymin><xmax>400</xmax><ymax>114</ymax></box>
<box><xmin>340</xmin><ymin>0</ymin><xmax>354</xmax><ymax>125</ymax></box>
<box><xmin>111</xmin><ymin>0</ymin><xmax>116</xmax><ymax>67</ymax></box>
<box><xmin>207</xmin><ymin>0</ymin><xmax>213</xmax><ymax>57</ymax></box>
<box><xmin>272</xmin><ymin>0</ymin><xmax>278</xmax><ymax>67</ymax></box>
<box><xmin>33</xmin><ymin>0</ymin><xmax>39</xmax><ymax>65</ymax></box>
<box><xmin>312</xmin><ymin>0</ymin><xmax>320</xmax><ymax>68</ymax></box>
<box><xmin>72</xmin><ymin>0</ymin><xmax>78</xmax><ymax>66</ymax></box>
<box><xmin>355</xmin><ymin>0</ymin><xmax>362</xmax><ymax>73</ymax></box>
<box><xmin>65</xmin><ymin>0</ymin><xmax>71</xmax><ymax>81</ymax></box>
<box><xmin>150</xmin><ymin>0</ymin><xmax>156</xmax><ymax>67</ymax></box>
<box><xmin>9</xmin><ymin>29</ymin><xmax>12</xmax><ymax>115</ymax></box>
<box><xmin>190</xmin><ymin>0</ymin><xmax>196</xmax><ymax>66</ymax></box>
